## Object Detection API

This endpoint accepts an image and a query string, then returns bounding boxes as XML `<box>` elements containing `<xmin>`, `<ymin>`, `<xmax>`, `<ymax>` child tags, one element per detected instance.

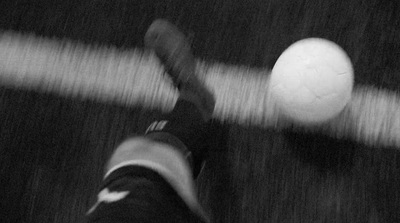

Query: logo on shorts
<box><xmin>86</xmin><ymin>188</ymin><xmax>130</xmax><ymax>215</ymax></box>
<box><xmin>145</xmin><ymin>120</ymin><xmax>168</xmax><ymax>134</ymax></box>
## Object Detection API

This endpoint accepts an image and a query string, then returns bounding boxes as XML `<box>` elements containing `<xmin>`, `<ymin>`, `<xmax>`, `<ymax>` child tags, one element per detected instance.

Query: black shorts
<box><xmin>86</xmin><ymin>165</ymin><xmax>207</xmax><ymax>223</ymax></box>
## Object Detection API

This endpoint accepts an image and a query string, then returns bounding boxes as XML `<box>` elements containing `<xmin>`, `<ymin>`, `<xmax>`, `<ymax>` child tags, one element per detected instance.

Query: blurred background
<box><xmin>0</xmin><ymin>0</ymin><xmax>399</xmax><ymax>222</ymax></box>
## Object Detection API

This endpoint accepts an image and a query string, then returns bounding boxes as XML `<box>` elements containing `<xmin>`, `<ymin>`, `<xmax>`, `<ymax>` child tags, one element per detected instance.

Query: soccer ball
<box><xmin>270</xmin><ymin>38</ymin><xmax>354</xmax><ymax>125</ymax></box>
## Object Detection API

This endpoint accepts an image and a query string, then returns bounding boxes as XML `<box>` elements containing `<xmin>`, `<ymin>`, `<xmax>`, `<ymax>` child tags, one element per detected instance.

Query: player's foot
<box><xmin>144</xmin><ymin>19</ymin><xmax>215</xmax><ymax>122</ymax></box>
<box><xmin>144</xmin><ymin>19</ymin><xmax>219</xmax><ymax>178</ymax></box>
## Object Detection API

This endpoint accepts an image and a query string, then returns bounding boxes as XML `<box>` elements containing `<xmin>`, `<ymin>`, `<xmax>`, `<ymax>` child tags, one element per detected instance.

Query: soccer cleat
<box><xmin>144</xmin><ymin>19</ymin><xmax>215</xmax><ymax>122</ymax></box>
<box><xmin>144</xmin><ymin>19</ymin><xmax>220</xmax><ymax>178</ymax></box>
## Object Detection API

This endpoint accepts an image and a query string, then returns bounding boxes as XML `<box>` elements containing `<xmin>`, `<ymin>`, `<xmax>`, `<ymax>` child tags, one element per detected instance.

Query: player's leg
<box><xmin>86</xmin><ymin>136</ymin><xmax>209</xmax><ymax>223</ymax></box>
<box><xmin>86</xmin><ymin>19</ymin><xmax>216</xmax><ymax>223</ymax></box>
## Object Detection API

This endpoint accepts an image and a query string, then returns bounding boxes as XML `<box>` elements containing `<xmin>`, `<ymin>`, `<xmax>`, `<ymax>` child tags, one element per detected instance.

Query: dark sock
<box><xmin>144</xmin><ymin>99</ymin><xmax>210</xmax><ymax>178</ymax></box>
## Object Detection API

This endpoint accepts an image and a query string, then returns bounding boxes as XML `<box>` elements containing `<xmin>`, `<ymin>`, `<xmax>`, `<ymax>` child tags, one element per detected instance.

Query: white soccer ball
<box><xmin>270</xmin><ymin>38</ymin><xmax>354</xmax><ymax>125</ymax></box>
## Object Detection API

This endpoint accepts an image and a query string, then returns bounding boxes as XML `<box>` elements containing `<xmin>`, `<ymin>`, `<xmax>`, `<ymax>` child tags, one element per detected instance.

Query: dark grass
<box><xmin>0</xmin><ymin>0</ymin><xmax>399</xmax><ymax>222</ymax></box>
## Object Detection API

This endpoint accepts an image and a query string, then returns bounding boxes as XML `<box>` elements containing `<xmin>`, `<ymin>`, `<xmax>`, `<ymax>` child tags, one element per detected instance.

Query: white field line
<box><xmin>0</xmin><ymin>32</ymin><xmax>399</xmax><ymax>149</ymax></box>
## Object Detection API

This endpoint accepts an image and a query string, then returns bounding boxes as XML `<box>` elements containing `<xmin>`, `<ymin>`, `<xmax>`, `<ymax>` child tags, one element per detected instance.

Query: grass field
<box><xmin>0</xmin><ymin>0</ymin><xmax>399</xmax><ymax>222</ymax></box>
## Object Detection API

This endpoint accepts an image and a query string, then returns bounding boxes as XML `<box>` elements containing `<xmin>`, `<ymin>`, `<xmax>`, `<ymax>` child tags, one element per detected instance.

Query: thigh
<box><xmin>86</xmin><ymin>165</ymin><xmax>207</xmax><ymax>223</ymax></box>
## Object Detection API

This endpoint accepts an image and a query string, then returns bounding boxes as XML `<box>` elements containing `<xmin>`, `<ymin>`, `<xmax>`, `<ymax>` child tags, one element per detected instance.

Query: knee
<box><xmin>106</xmin><ymin>136</ymin><xmax>189</xmax><ymax>176</ymax></box>
<box><xmin>106</xmin><ymin>136</ymin><xmax>155</xmax><ymax>172</ymax></box>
